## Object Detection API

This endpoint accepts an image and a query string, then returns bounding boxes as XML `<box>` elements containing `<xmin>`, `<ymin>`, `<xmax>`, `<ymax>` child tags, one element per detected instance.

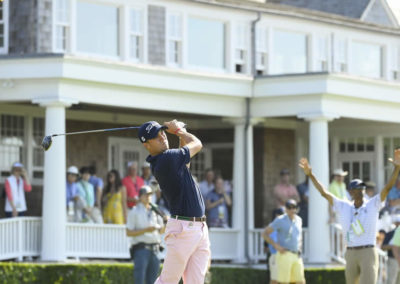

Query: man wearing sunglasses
<box><xmin>299</xmin><ymin>149</ymin><xmax>400</xmax><ymax>284</ymax></box>
<box><xmin>263</xmin><ymin>199</ymin><xmax>305</xmax><ymax>284</ymax></box>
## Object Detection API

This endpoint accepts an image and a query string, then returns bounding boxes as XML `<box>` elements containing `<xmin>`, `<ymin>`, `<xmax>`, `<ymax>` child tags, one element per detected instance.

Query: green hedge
<box><xmin>0</xmin><ymin>263</ymin><xmax>345</xmax><ymax>284</ymax></box>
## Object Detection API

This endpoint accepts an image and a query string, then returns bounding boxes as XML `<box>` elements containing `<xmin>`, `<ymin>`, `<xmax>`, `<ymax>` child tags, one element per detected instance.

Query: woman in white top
<box><xmin>4</xmin><ymin>162</ymin><xmax>32</xmax><ymax>218</ymax></box>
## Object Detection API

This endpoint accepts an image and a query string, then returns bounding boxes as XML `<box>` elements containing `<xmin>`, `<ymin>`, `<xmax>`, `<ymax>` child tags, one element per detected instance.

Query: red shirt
<box><xmin>122</xmin><ymin>175</ymin><xmax>144</xmax><ymax>208</ymax></box>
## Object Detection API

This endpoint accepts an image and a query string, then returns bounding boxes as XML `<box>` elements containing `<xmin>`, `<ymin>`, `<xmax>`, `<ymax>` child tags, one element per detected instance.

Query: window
<box><xmin>0</xmin><ymin>115</ymin><xmax>25</xmax><ymax>177</ymax></box>
<box><xmin>316</xmin><ymin>36</ymin><xmax>328</xmax><ymax>71</ymax></box>
<box><xmin>54</xmin><ymin>0</ymin><xmax>70</xmax><ymax>52</ymax></box>
<box><xmin>188</xmin><ymin>17</ymin><xmax>225</xmax><ymax>70</ymax></box>
<box><xmin>384</xmin><ymin>137</ymin><xmax>400</xmax><ymax>182</ymax></box>
<box><xmin>0</xmin><ymin>0</ymin><xmax>8</xmax><ymax>53</ymax></box>
<box><xmin>339</xmin><ymin>137</ymin><xmax>374</xmax><ymax>153</ymax></box>
<box><xmin>255</xmin><ymin>26</ymin><xmax>268</xmax><ymax>75</ymax></box>
<box><xmin>272</xmin><ymin>30</ymin><xmax>307</xmax><ymax>74</ymax></box>
<box><xmin>389</xmin><ymin>46</ymin><xmax>400</xmax><ymax>81</ymax></box>
<box><xmin>351</xmin><ymin>41</ymin><xmax>382</xmax><ymax>79</ymax></box>
<box><xmin>130</xmin><ymin>8</ymin><xmax>144</xmax><ymax>62</ymax></box>
<box><xmin>167</xmin><ymin>12</ymin><xmax>182</xmax><ymax>66</ymax></box>
<box><xmin>334</xmin><ymin>38</ymin><xmax>347</xmax><ymax>72</ymax></box>
<box><xmin>234</xmin><ymin>24</ymin><xmax>248</xmax><ymax>74</ymax></box>
<box><xmin>77</xmin><ymin>1</ymin><xmax>119</xmax><ymax>57</ymax></box>
<box><xmin>32</xmin><ymin>118</ymin><xmax>44</xmax><ymax>179</ymax></box>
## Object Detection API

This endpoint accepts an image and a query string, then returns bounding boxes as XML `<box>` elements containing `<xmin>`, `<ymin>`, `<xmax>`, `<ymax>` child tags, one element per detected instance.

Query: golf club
<box><xmin>41</xmin><ymin>126</ymin><xmax>141</xmax><ymax>151</ymax></box>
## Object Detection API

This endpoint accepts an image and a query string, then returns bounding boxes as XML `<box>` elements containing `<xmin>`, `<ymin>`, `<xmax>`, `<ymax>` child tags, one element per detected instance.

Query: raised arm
<box><xmin>164</xmin><ymin>120</ymin><xmax>202</xmax><ymax>158</ymax></box>
<box><xmin>298</xmin><ymin>158</ymin><xmax>335</xmax><ymax>206</ymax></box>
<box><xmin>381</xmin><ymin>149</ymin><xmax>400</xmax><ymax>201</ymax></box>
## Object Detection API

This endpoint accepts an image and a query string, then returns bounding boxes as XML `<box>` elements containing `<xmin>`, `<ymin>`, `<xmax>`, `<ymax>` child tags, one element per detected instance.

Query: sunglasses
<box><xmin>286</xmin><ymin>205</ymin><xmax>298</xmax><ymax>210</ymax></box>
<box><xmin>349</xmin><ymin>187</ymin><xmax>365</xmax><ymax>191</ymax></box>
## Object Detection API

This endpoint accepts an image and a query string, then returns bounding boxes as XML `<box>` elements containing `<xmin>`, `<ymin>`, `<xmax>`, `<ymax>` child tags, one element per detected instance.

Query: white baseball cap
<box><xmin>12</xmin><ymin>162</ymin><xmax>24</xmax><ymax>168</ymax></box>
<box><xmin>333</xmin><ymin>169</ymin><xmax>348</xmax><ymax>176</ymax></box>
<box><xmin>67</xmin><ymin>166</ymin><xmax>79</xmax><ymax>175</ymax></box>
<box><xmin>142</xmin><ymin>161</ymin><xmax>151</xmax><ymax>168</ymax></box>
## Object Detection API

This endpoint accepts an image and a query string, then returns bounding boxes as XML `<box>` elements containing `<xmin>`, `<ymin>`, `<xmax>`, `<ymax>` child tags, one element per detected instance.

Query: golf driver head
<box><xmin>41</xmin><ymin>136</ymin><xmax>53</xmax><ymax>151</ymax></box>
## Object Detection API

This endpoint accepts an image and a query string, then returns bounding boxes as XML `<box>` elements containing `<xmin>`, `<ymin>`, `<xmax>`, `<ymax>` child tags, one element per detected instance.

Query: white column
<box><xmin>376</xmin><ymin>136</ymin><xmax>384</xmax><ymax>190</ymax></box>
<box><xmin>232</xmin><ymin>120</ymin><xmax>246</xmax><ymax>262</ymax></box>
<box><xmin>246</xmin><ymin>123</ymin><xmax>255</xmax><ymax>230</ymax></box>
<box><xmin>34</xmin><ymin>98</ymin><xmax>76</xmax><ymax>261</ymax></box>
<box><xmin>299</xmin><ymin>113</ymin><xmax>338</xmax><ymax>263</ymax></box>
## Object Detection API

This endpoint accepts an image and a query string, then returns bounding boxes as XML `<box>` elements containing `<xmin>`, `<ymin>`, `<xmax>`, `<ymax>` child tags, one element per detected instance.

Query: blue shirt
<box><xmin>270</xmin><ymin>214</ymin><xmax>302</xmax><ymax>252</ymax></box>
<box><xmin>268</xmin><ymin>231</ymin><xmax>278</xmax><ymax>254</ymax></box>
<box><xmin>388</xmin><ymin>186</ymin><xmax>400</xmax><ymax>200</ymax></box>
<box><xmin>66</xmin><ymin>182</ymin><xmax>78</xmax><ymax>206</ymax></box>
<box><xmin>89</xmin><ymin>176</ymin><xmax>104</xmax><ymax>201</ymax></box>
<box><xmin>205</xmin><ymin>190</ymin><xmax>229</xmax><ymax>226</ymax></box>
<box><xmin>147</xmin><ymin>146</ymin><xmax>205</xmax><ymax>217</ymax></box>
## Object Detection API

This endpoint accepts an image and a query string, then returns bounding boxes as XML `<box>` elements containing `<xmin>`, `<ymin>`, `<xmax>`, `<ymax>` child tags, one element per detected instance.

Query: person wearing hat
<box><xmin>138</xmin><ymin>120</ymin><xmax>210</xmax><ymax>284</ymax></box>
<box><xmin>122</xmin><ymin>161</ymin><xmax>144</xmax><ymax>209</ymax></box>
<box><xmin>328</xmin><ymin>168</ymin><xmax>349</xmax><ymax>223</ymax></box>
<box><xmin>263</xmin><ymin>199</ymin><xmax>305</xmax><ymax>284</ymax></box>
<box><xmin>4</xmin><ymin>162</ymin><xmax>32</xmax><ymax>217</ymax></box>
<box><xmin>299</xmin><ymin>149</ymin><xmax>400</xmax><ymax>284</ymax></box>
<box><xmin>66</xmin><ymin>166</ymin><xmax>80</xmax><ymax>221</ymax></box>
<box><xmin>126</xmin><ymin>185</ymin><xmax>165</xmax><ymax>284</ymax></box>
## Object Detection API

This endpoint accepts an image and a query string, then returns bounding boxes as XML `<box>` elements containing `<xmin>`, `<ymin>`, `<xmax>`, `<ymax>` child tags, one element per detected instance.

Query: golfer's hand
<box><xmin>164</xmin><ymin>120</ymin><xmax>186</xmax><ymax>135</ymax></box>
<box><xmin>388</xmin><ymin>149</ymin><xmax>400</xmax><ymax>167</ymax></box>
<box><xmin>299</xmin><ymin>158</ymin><xmax>312</xmax><ymax>176</ymax></box>
<box><xmin>276</xmin><ymin>244</ymin><xmax>286</xmax><ymax>254</ymax></box>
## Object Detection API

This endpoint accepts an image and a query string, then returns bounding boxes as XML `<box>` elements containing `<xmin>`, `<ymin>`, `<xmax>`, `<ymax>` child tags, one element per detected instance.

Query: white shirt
<box><xmin>127</xmin><ymin>203</ymin><xmax>163</xmax><ymax>245</ymax></box>
<box><xmin>333</xmin><ymin>194</ymin><xmax>383</xmax><ymax>247</ymax></box>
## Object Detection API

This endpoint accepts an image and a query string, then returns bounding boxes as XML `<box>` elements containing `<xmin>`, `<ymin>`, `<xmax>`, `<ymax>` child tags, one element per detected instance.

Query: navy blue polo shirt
<box><xmin>146</xmin><ymin>146</ymin><xmax>205</xmax><ymax>217</ymax></box>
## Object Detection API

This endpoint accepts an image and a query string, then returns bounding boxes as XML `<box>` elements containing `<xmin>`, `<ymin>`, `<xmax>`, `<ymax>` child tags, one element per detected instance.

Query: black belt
<box><xmin>171</xmin><ymin>215</ymin><xmax>206</xmax><ymax>222</ymax></box>
<box><xmin>289</xmin><ymin>250</ymin><xmax>301</xmax><ymax>256</ymax></box>
<box><xmin>347</xmin><ymin>245</ymin><xmax>374</xmax><ymax>250</ymax></box>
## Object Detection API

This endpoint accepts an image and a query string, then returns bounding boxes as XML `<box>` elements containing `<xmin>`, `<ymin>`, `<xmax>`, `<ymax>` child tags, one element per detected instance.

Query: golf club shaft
<box><xmin>51</xmin><ymin>126</ymin><xmax>140</xmax><ymax>137</ymax></box>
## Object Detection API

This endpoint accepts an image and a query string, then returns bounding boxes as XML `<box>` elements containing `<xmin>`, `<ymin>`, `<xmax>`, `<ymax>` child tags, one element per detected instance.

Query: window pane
<box><xmin>77</xmin><ymin>1</ymin><xmax>119</xmax><ymax>57</ymax></box>
<box><xmin>0</xmin><ymin>115</ymin><xmax>25</xmax><ymax>170</ymax></box>
<box><xmin>352</xmin><ymin>42</ymin><xmax>381</xmax><ymax>78</ymax></box>
<box><xmin>188</xmin><ymin>17</ymin><xmax>225</xmax><ymax>69</ymax></box>
<box><xmin>130</xmin><ymin>9</ymin><xmax>142</xmax><ymax>34</ymax></box>
<box><xmin>362</xmin><ymin>162</ymin><xmax>370</xmax><ymax>181</ymax></box>
<box><xmin>273</xmin><ymin>30</ymin><xmax>307</xmax><ymax>74</ymax></box>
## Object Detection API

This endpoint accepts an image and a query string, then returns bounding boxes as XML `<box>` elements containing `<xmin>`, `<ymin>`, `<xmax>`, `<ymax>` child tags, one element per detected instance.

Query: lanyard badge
<box><xmin>351</xmin><ymin>219</ymin><xmax>365</xmax><ymax>236</ymax></box>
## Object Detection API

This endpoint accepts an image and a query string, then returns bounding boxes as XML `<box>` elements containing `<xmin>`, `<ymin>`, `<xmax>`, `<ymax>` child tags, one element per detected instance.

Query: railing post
<box><xmin>17</xmin><ymin>218</ymin><xmax>23</xmax><ymax>262</ymax></box>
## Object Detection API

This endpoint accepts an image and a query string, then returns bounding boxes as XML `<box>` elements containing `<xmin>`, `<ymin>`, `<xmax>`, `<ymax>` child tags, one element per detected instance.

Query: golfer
<box><xmin>138</xmin><ymin>120</ymin><xmax>210</xmax><ymax>284</ymax></box>
<box><xmin>299</xmin><ymin>149</ymin><xmax>400</xmax><ymax>284</ymax></box>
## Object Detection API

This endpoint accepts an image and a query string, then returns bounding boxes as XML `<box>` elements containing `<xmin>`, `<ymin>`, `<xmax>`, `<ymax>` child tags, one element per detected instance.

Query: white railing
<box><xmin>66</xmin><ymin>222</ymin><xmax>130</xmax><ymax>259</ymax></box>
<box><xmin>330</xmin><ymin>223</ymin><xmax>346</xmax><ymax>264</ymax></box>
<box><xmin>249</xmin><ymin>228</ymin><xmax>309</xmax><ymax>263</ymax></box>
<box><xmin>0</xmin><ymin>217</ymin><xmax>41</xmax><ymax>261</ymax></box>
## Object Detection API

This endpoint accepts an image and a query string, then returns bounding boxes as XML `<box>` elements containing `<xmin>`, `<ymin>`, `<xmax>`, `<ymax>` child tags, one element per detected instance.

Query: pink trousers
<box><xmin>154</xmin><ymin>218</ymin><xmax>211</xmax><ymax>284</ymax></box>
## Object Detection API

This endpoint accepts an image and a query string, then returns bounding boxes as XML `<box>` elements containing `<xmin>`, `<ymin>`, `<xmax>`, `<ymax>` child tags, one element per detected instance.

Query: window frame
<box><xmin>234</xmin><ymin>23</ymin><xmax>249</xmax><ymax>74</ymax></box>
<box><xmin>350</xmin><ymin>40</ymin><xmax>383</xmax><ymax>79</ymax></box>
<box><xmin>334</xmin><ymin>37</ymin><xmax>348</xmax><ymax>73</ymax></box>
<box><xmin>315</xmin><ymin>35</ymin><xmax>329</xmax><ymax>72</ymax></box>
<box><xmin>128</xmin><ymin>6</ymin><xmax>146</xmax><ymax>63</ymax></box>
<box><xmin>166</xmin><ymin>11</ymin><xmax>183</xmax><ymax>67</ymax></box>
<box><xmin>0</xmin><ymin>0</ymin><xmax>9</xmax><ymax>54</ymax></box>
<box><xmin>389</xmin><ymin>46</ymin><xmax>400</xmax><ymax>81</ymax></box>
<box><xmin>255</xmin><ymin>25</ymin><xmax>268</xmax><ymax>76</ymax></box>
<box><xmin>53</xmin><ymin>0</ymin><xmax>71</xmax><ymax>53</ymax></box>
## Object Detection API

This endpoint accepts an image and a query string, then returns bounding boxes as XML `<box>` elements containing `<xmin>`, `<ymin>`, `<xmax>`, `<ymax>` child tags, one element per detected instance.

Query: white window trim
<box><xmin>349</xmin><ymin>39</ymin><xmax>383</xmax><ymax>79</ymax></box>
<box><xmin>389</xmin><ymin>46</ymin><xmax>400</xmax><ymax>81</ymax></box>
<box><xmin>166</xmin><ymin>10</ymin><xmax>183</xmax><ymax>68</ymax></box>
<box><xmin>128</xmin><ymin>6</ymin><xmax>146</xmax><ymax>63</ymax></box>
<box><xmin>0</xmin><ymin>0</ymin><xmax>9</xmax><ymax>54</ymax></box>
<box><xmin>314</xmin><ymin>34</ymin><xmax>329</xmax><ymax>72</ymax></box>
<box><xmin>233</xmin><ymin>23</ymin><xmax>249</xmax><ymax>74</ymax></box>
<box><xmin>333</xmin><ymin>35</ymin><xmax>348</xmax><ymax>73</ymax></box>
<box><xmin>185</xmin><ymin>15</ymin><xmax>228</xmax><ymax>74</ymax></box>
<box><xmin>52</xmin><ymin>0</ymin><xmax>71</xmax><ymax>53</ymax></box>
<box><xmin>255</xmin><ymin>25</ymin><xmax>268</xmax><ymax>75</ymax></box>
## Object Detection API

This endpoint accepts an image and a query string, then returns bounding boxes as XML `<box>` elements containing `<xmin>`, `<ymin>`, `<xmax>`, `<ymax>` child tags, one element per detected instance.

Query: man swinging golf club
<box><xmin>299</xmin><ymin>149</ymin><xmax>400</xmax><ymax>284</ymax></box>
<box><xmin>138</xmin><ymin>120</ymin><xmax>210</xmax><ymax>284</ymax></box>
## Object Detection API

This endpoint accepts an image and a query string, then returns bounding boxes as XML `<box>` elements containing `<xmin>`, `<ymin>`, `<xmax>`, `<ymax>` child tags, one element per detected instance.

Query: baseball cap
<box><xmin>280</xmin><ymin>169</ymin><xmax>290</xmax><ymax>176</ymax></box>
<box><xmin>139</xmin><ymin>186</ymin><xmax>153</xmax><ymax>196</ymax></box>
<box><xmin>285</xmin><ymin>199</ymin><xmax>298</xmax><ymax>208</ymax></box>
<box><xmin>138</xmin><ymin>121</ymin><xmax>167</xmax><ymax>143</ymax></box>
<box><xmin>67</xmin><ymin>166</ymin><xmax>79</xmax><ymax>175</ymax></box>
<box><xmin>12</xmin><ymin>162</ymin><xmax>23</xmax><ymax>168</ymax></box>
<box><xmin>349</xmin><ymin>179</ymin><xmax>366</xmax><ymax>190</ymax></box>
<box><xmin>142</xmin><ymin>161</ymin><xmax>151</xmax><ymax>168</ymax></box>
<box><xmin>333</xmin><ymin>168</ymin><xmax>348</xmax><ymax>176</ymax></box>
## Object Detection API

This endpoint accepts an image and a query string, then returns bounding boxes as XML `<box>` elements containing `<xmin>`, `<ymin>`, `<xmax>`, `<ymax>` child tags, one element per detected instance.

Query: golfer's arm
<box><xmin>307</xmin><ymin>172</ymin><xmax>334</xmax><ymax>206</ymax></box>
<box><xmin>176</xmin><ymin>131</ymin><xmax>202</xmax><ymax>158</ymax></box>
<box><xmin>381</xmin><ymin>165</ymin><xmax>400</xmax><ymax>201</ymax></box>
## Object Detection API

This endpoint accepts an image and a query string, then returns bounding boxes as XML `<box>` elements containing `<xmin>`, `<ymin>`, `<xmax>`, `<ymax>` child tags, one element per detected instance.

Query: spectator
<box><xmin>382</xmin><ymin>215</ymin><xmax>400</xmax><ymax>284</ymax></box>
<box><xmin>126</xmin><ymin>186</ymin><xmax>166</xmax><ymax>284</ymax></box>
<box><xmin>205</xmin><ymin>177</ymin><xmax>232</xmax><ymax>228</ymax></box>
<box><xmin>76</xmin><ymin>166</ymin><xmax>103</xmax><ymax>223</ymax></box>
<box><xmin>199</xmin><ymin>168</ymin><xmax>215</xmax><ymax>199</ymax></box>
<box><xmin>142</xmin><ymin>161</ymin><xmax>156</xmax><ymax>204</ymax></box>
<box><xmin>263</xmin><ymin>199</ymin><xmax>305</xmax><ymax>284</ymax></box>
<box><xmin>122</xmin><ymin>161</ymin><xmax>144</xmax><ymax>209</ymax></box>
<box><xmin>328</xmin><ymin>168</ymin><xmax>348</xmax><ymax>223</ymax></box>
<box><xmin>263</xmin><ymin>207</ymin><xmax>285</xmax><ymax>284</ymax></box>
<box><xmin>152</xmin><ymin>179</ymin><xmax>170</xmax><ymax>216</ymax></box>
<box><xmin>365</xmin><ymin>181</ymin><xmax>376</xmax><ymax>200</ymax></box>
<box><xmin>102</xmin><ymin>169</ymin><xmax>127</xmax><ymax>224</ymax></box>
<box><xmin>377</xmin><ymin>229</ymin><xmax>386</xmax><ymax>249</ymax></box>
<box><xmin>4</xmin><ymin>162</ymin><xmax>32</xmax><ymax>218</ymax></box>
<box><xmin>66</xmin><ymin>166</ymin><xmax>79</xmax><ymax>222</ymax></box>
<box><xmin>88</xmin><ymin>165</ymin><xmax>104</xmax><ymax>212</ymax></box>
<box><xmin>296</xmin><ymin>176</ymin><xmax>309</xmax><ymax>227</ymax></box>
<box><xmin>387</xmin><ymin>177</ymin><xmax>400</xmax><ymax>213</ymax></box>
<box><xmin>273</xmin><ymin>169</ymin><xmax>300</xmax><ymax>210</ymax></box>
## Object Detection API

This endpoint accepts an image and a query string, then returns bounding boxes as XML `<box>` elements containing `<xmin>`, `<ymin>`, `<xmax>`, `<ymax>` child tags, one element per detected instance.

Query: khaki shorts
<box><xmin>269</xmin><ymin>254</ymin><xmax>278</xmax><ymax>281</ymax></box>
<box><xmin>276</xmin><ymin>251</ymin><xmax>305</xmax><ymax>283</ymax></box>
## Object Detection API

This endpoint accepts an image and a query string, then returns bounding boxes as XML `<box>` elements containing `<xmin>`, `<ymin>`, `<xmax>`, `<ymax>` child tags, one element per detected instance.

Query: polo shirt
<box><xmin>387</xmin><ymin>186</ymin><xmax>400</xmax><ymax>201</ymax></box>
<box><xmin>122</xmin><ymin>175</ymin><xmax>144</xmax><ymax>208</ymax></box>
<box><xmin>89</xmin><ymin>175</ymin><xmax>104</xmax><ymax>201</ymax></box>
<box><xmin>332</xmin><ymin>194</ymin><xmax>383</xmax><ymax>247</ymax></box>
<box><xmin>127</xmin><ymin>203</ymin><xmax>163</xmax><ymax>245</ymax></box>
<box><xmin>269</xmin><ymin>214</ymin><xmax>302</xmax><ymax>252</ymax></box>
<box><xmin>147</xmin><ymin>146</ymin><xmax>205</xmax><ymax>217</ymax></box>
